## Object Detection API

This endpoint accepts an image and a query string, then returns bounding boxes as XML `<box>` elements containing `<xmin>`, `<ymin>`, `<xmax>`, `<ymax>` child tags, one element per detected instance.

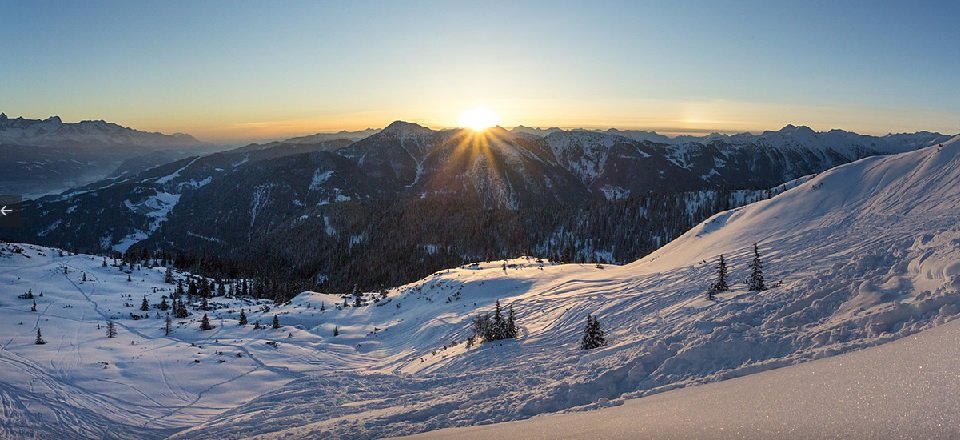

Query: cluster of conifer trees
<box><xmin>709</xmin><ymin>243</ymin><xmax>767</xmax><ymax>300</ymax></box>
<box><xmin>468</xmin><ymin>300</ymin><xmax>518</xmax><ymax>345</ymax></box>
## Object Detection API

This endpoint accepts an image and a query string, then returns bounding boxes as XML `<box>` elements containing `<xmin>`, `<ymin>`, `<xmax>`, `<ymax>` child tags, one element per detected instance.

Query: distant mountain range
<box><xmin>3</xmin><ymin>118</ymin><xmax>951</xmax><ymax>293</ymax></box>
<box><xmin>0</xmin><ymin>113</ymin><xmax>214</xmax><ymax>198</ymax></box>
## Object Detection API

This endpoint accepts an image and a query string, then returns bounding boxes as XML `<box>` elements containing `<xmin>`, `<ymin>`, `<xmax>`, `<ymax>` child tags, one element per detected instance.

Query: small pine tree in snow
<box><xmin>491</xmin><ymin>300</ymin><xmax>505</xmax><ymax>340</ymax></box>
<box><xmin>35</xmin><ymin>328</ymin><xmax>46</xmax><ymax>345</ymax></box>
<box><xmin>710</xmin><ymin>254</ymin><xmax>729</xmax><ymax>299</ymax></box>
<box><xmin>320</xmin><ymin>302</ymin><xmax>326</xmax><ymax>312</ymax></box>
<box><xmin>333</xmin><ymin>326</ymin><xmax>339</xmax><ymax>337</ymax></box>
<box><xmin>82</xmin><ymin>272</ymin><xmax>87</xmax><ymax>282</ymax></box>
<box><xmin>127</xmin><ymin>274</ymin><xmax>131</xmax><ymax>282</ymax></box>
<box><xmin>102</xmin><ymin>257</ymin><xmax>107</xmax><ymax>267</ymax></box>
<box><xmin>272</xmin><ymin>315</ymin><xmax>280</xmax><ymax>329</ymax></box>
<box><xmin>174</xmin><ymin>298</ymin><xmax>189</xmax><ymax>319</ymax></box>
<box><xmin>140</xmin><ymin>296</ymin><xmax>150</xmax><ymax>311</ymax></box>
<box><xmin>164</xmin><ymin>267</ymin><xmax>174</xmax><ymax>284</ymax></box>
<box><xmin>238</xmin><ymin>309</ymin><xmax>248</xmax><ymax>326</ymax></box>
<box><xmin>579</xmin><ymin>315</ymin><xmax>606</xmax><ymax>350</ymax></box>
<box><xmin>164</xmin><ymin>315</ymin><xmax>172</xmax><ymax>336</ymax></box>
<box><xmin>253</xmin><ymin>320</ymin><xmax>263</xmax><ymax>330</ymax></box>
<box><xmin>31</xmin><ymin>301</ymin><xmax>37</xmax><ymax>312</ymax></box>
<box><xmin>748</xmin><ymin>243</ymin><xmax>767</xmax><ymax>291</ymax></box>
<box><xmin>353</xmin><ymin>284</ymin><xmax>363</xmax><ymax>307</ymax></box>
<box><xmin>201</xmin><ymin>297</ymin><xmax>209</xmax><ymax>311</ymax></box>
<box><xmin>200</xmin><ymin>313</ymin><xmax>213</xmax><ymax>331</ymax></box>
<box><xmin>159</xmin><ymin>297</ymin><xmax>169</xmax><ymax>311</ymax></box>
<box><xmin>505</xmin><ymin>305</ymin><xmax>518</xmax><ymax>339</ymax></box>
<box><xmin>106</xmin><ymin>320</ymin><xmax>118</xmax><ymax>338</ymax></box>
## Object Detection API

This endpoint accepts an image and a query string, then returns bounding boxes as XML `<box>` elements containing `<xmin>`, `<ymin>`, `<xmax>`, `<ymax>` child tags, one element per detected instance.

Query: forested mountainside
<box><xmin>4</xmin><ymin>122</ymin><xmax>948</xmax><ymax>294</ymax></box>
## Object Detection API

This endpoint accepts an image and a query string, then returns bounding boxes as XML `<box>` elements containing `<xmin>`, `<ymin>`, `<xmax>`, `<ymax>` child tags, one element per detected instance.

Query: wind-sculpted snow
<box><xmin>410</xmin><ymin>314</ymin><xmax>960</xmax><ymax>439</ymax></box>
<box><xmin>2</xmin><ymin>137</ymin><xmax>959</xmax><ymax>438</ymax></box>
<box><xmin>180</xmin><ymin>138</ymin><xmax>960</xmax><ymax>438</ymax></box>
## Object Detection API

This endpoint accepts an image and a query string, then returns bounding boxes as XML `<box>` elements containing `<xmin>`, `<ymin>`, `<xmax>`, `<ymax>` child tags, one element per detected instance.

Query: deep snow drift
<box><xmin>409</xmin><ymin>314</ymin><xmax>960</xmax><ymax>439</ymax></box>
<box><xmin>1</xmin><ymin>136</ymin><xmax>959</xmax><ymax>438</ymax></box>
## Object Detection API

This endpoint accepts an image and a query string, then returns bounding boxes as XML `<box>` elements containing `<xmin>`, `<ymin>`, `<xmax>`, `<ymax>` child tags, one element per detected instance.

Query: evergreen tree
<box><xmin>320</xmin><ymin>302</ymin><xmax>326</xmax><ymax>312</ymax></box>
<box><xmin>174</xmin><ymin>298</ymin><xmax>189</xmax><ymax>319</ymax></box>
<box><xmin>217</xmin><ymin>280</ymin><xmax>226</xmax><ymax>297</ymax></box>
<box><xmin>82</xmin><ymin>272</ymin><xmax>87</xmax><ymax>282</ymax></box>
<box><xmin>127</xmin><ymin>274</ymin><xmax>132</xmax><ymax>282</ymax></box>
<box><xmin>748</xmin><ymin>243</ymin><xmax>767</xmax><ymax>291</ymax></box>
<box><xmin>492</xmin><ymin>299</ymin><xmax>504</xmax><ymax>340</ymax></box>
<box><xmin>200</xmin><ymin>313</ymin><xmax>213</xmax><ymax>330</ymax></box>
<box><xmin>580</xmin><ymin>315</ymin><xmax>606</xmax><ymax>350</ymax></box>
<box><xmin>35</xmin><ymin>328</ymin><xmax>46</xmax><ymax>345</ymax></box>
<box><xmin>580</xmin><ymin>315</ymin><xmax>594</xmax><ymax>349</ymax></box>
<box><xmin>333</xmin><ymin>326</ymin><xmax>339</xmax><ymax>336</ymax></box>
<box><xmin>254</xmin><ymin>320</ymin><xmax>263</xmax><ymax>330</ymax></box>
<box><xmin>470</xmin><ymin>300</ymin><xmax>518</xmax><ymax>344</ymax></box>
<box><xmin>140</xmin><ymin>296</ymin><xmax>150</xmax><ymax>311</ymax></box>
<box><xmin>353</xmin><ymin>284</ymin><xmax>363</xmax><ymax>307</ymax></box>
<box><xmin>159</xmin><ymin>297</ymin><xmax>169</xmax><ymax>311</ymax></box>
<box><xmin>272</xmin><ymin>315</ymin><xmax>280</xmax><ymax>329</ymax></box>
<box><xmin>710</xmin><ymin>254</ymin><xmax>729</xmax><ymax>299</ymax></box>
<box><xmin>102</xmin><ymin>257</ymin><xmax>107</xmax><ymax>267</ymax></box>
<box><xmin>164</xmin><ymin>267</ymin><xmax>174</xmax><ymax>284</ymax></box>
<box><xmin>188</xmin><ymin>280</ymin><xmax>198</xmax><ymax>298</ymax></box>
<box><xmin>506</xmin><ymin>305</ymin><xmax>518</xmax><ymax>339</ymax></box>
<box><xmin>164</xmin><ymin>315</ymin><xmax>172</xmax><ymax>336</ymax></box>
<box><xmin>106</xmin><ymin>320</ymin><xmax>118</xmax><ymax>338</ymax></box>
<box><xmin>238</xmin><ymin>308</ymin><xmax>248</xmax><ymax>326</ymax></box>
<box><xmin>31</xmin><ymin>301</ymin><xmax>37</xmax><ymax>312</ymax></box>
<box><xmin>472</xmin><ymin>314</ymin><xmax>490</xmax><ymax>341</ymax></box>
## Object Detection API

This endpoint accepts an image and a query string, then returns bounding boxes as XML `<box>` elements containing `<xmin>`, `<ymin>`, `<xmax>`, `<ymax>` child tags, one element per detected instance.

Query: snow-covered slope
<box><xmin>183</xmin><ymin>136</ymin><xmax>960</xmax><ymax>438</ymax></box>
<box><xmin>2</xmin><ymin>136</ymin><xmax>959</xmax><ymax>438</ymax></box>
<box><xmin>408</xmin><ymin>315</ymin><xmax>960</xmax><ymax>440</ymax></box>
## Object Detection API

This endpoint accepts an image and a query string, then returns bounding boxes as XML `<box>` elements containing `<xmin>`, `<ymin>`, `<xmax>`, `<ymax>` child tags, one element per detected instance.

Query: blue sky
<box><xmin>1</xmin><ymin>0</ymin><xmax>958</xmax><ymax>141</ymax></box>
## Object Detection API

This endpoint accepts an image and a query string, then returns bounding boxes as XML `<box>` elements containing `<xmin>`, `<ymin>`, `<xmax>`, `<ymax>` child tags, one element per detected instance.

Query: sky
<box><xmin>1</xmin><ymin>0</ymin><xmax>959</xmax><ymax>143</ymax></box>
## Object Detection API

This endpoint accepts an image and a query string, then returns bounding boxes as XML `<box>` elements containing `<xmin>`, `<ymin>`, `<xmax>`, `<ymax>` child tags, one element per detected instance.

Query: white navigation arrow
<box><xmin>0</xmin><ymin>206</ymin><xmax>10</xmax><ymax>216</ymax></box>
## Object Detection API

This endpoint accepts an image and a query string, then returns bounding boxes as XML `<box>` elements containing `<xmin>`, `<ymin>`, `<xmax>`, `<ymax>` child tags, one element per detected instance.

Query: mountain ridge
<box><xmin>4</xmin><ymin>123</ymin><xmax>950</xmax><ymax>294</ymax></box>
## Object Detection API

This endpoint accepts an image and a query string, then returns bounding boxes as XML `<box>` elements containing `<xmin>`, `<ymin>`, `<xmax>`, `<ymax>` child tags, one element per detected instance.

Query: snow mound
<box><xmin>409</xmin><ymin>313</ymin><xmax>960</xmax><ymax>439</ymax></box>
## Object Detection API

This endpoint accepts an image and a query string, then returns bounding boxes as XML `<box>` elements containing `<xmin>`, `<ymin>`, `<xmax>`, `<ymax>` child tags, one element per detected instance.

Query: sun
<box><xmin>457</xmin><ymin>107</ymin><xmax>501</xmax><ymax>131</ymax></box>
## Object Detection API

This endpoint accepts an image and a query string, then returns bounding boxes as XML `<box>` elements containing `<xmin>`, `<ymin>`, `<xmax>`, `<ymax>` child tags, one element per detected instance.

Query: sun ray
<box><xmin>457</xmin><ymin>107</ymin><xmax>500</xmax><ymax>131</ymax></box>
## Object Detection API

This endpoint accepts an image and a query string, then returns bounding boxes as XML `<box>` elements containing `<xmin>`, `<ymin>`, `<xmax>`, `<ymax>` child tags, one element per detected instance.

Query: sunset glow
<box><xmin>457</xmin><ymin>107</ymin><xmax>501</xmax><ymax>132</ymax></box>
<box><xmin>1</xmin><ymin>2</ymin><xmax>957</xmax><ymax>143</ymax></box>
